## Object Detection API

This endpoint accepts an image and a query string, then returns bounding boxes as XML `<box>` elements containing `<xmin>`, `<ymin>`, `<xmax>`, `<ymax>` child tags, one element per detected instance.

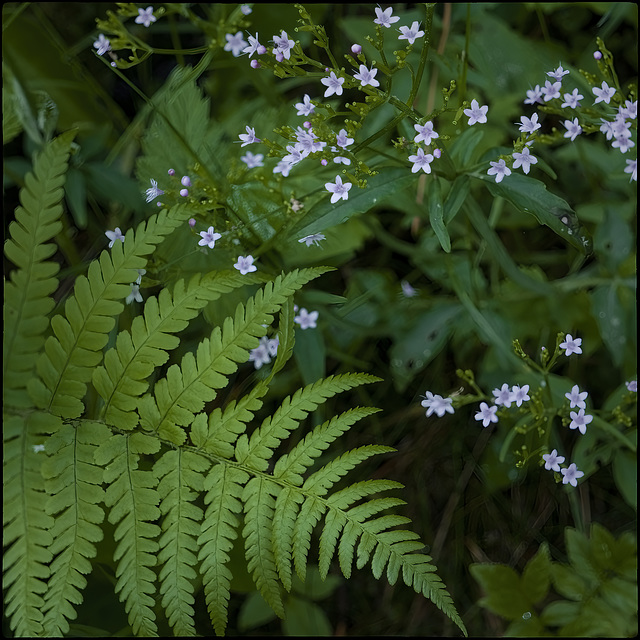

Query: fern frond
<box><xmin>271</xmin><ymin>487</ymin><xmax>305</xmax><ymax>592</ymax></box>
<box><xmin>28</xmin><ymin>204</ymin><xmax>191</xmax><ymax>419</ymax></box>
<box><xmin>94</xmin><ymin>432</ymin><xmax>162</xmax><ymax>636</ymax></box>
<box><xmin>93</xmin><ymin>270</ymin><xmax>258</xmax><ymax>430</ymax></box>
<box><xmin>197</xmin><ymin>464</ymin><xmax>249</xmax><ymax>637</ymax></box>
<box><xmin>242</xmin><ymin>476</ymin><xmax>284</xmax><ymax>618</ymax></box>
<box><xmin>41</xmin><ymin>420</ymin><xmax>110</xmax><ymax>636</ymax></box>
<box><xmin>291</xmin><ymin>495</ymin><xmax>328</xmax><ymax>582</ymax></box>
<box><xmin>3</xmin><ymin>130</ymin><xmax>75</xmax><ymax>409</ymax></box>
<box><xmin>154</xmin><ymin>448</ymin><xmax>211</xmax><ymax>637</ymax></box>
<box><xmin>139</xmin><ymin>267</ymin><xmax>331</xmax><ymax>445</ymax></box>
<box><xmin>237</xmin><ymin>373</ymin><xmax>382</xmax><ymax>473</ymax></box>
<box><xmin>3</xmin><ymin>411</ymin><xmax>60</xmax><ymax>636</ymax></box>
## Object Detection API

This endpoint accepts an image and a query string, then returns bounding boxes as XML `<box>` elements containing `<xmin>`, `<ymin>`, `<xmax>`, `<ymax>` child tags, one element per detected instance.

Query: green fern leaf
<box><xmin>29</xmin><ymin>204</ymin><xmax>191</xmax><ymax>419</ymax></box>
<box><xmin>242</xmin><ymin>476</ymin><xmax>285</xmax><ymax>618</ymax></box>
<box><xmin>238</xmin><ymin>373</ymin><xmax>382</xmax><ymax>473</ymax></box>
<box><xmin>41</xmin><ymin>420</ymin><xmax>110</xmax><ymax>636</ymax></box>
<box><xmin>3</xmin><ymin>130</ymin><xmax>75</xmax><ymax>409</ymax></box>
<box><xmin>94</xmin><ymin>431</ymin><xmax>162</xmax><ymax>636</ymax></box>
<box><xmin>155</xmin><ymin>448</ymin><xmax>211</xmax><ymax>637</ymax></box>
<box><xmin>93</xmin><ymin>270</ymin><xmax>257</xmax><ymax>430</ymax></box>
<box><xmin>3</xmin><ymin>411</ymin><xmax>60</xmax><ymax>636</ymax></box>
<box><xmin>291</xmin><ymin>495</ymin><xmax>328</xmax><ymax>582</ymax></box>
<box><xmin>271</xmin><ymin>487</ymin><xmax>305</xmax><ymax>593</ymax></box>
<box><xmin>197</xmin><ymin>464</ymin><xmax>249</xmax><ymax>637</ymax></box>
<box><xmin>139</xmin><ymin>268</ymin><xmax>331</xmax><ymax>445</ymax></box>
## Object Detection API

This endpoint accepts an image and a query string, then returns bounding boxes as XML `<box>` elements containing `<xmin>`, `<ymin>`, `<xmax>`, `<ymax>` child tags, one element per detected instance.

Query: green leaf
<box><xmin>475</xmin><ymin>172</ymin><xmax>592</xmax><ymax>254</ymax></box>
<box><xmin>469</xmin><ymin>563</ymin><xmax>532</xmax><ymax>620</ymax></box>
<box><xmin>520</xmin><ymin>543</ymin><xmax>551</xmax><ymax>605</ymax></box>
<box><xmin>590</xmin><ymin>284</ymin><xmax>633</xmax><ymax>368</ymax></box>
<box><xmin>290</xmin><ymin>167</ymin><xmax>416</xmax><ymax>239</ymax></box>
<box><xmin>282</xmin><ymin>595</ymin><xmax>333</xmax><ymax>635</ymax></box>
<box><xmin>613</xmin><ymin>448</ymin><xmax>637</xmax><ymax>511</ymax></box>
<box><xmin>428</xmin><ymin>177</ymin><xmax>450</xmax><ymax>253</ymax></box>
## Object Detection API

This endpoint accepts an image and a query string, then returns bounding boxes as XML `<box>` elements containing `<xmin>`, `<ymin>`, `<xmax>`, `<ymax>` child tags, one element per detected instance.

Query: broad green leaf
<box><xmin>282</xmin><ymin>595</ymin><xmax>333</xmax><ymax>636</ymax></box>
<box><xmin>469</xmin><ymin>563</ymin><xmax>532</xmax><ymax>620</ymax></box>
<box><xmin>589</xmin><ymin>284</ymin><xmax>633</xmax><ymax>368</ymax></box>
<box><xmin>475</xmin><ymin>172</ymin><xmax>592</xmax><ymax>254</ymax></box>
<box><xmin>290</xmin><ymin>167</ymin><xmax>416</xmax><ymax>239</ymax></box>
<box><xmin>612</xmin><ymin>448</ymin><xmax>637</xmax><ymax>511</ymax></box>
<box><xmin>428</xmin><ymin>177</ymin><xmax>450</xmax><ymax>253</ymax></box>
<box><xmin>521</xmin><ymin>543</ymin><xmax>551</xmax><ymax>604</ymax></box>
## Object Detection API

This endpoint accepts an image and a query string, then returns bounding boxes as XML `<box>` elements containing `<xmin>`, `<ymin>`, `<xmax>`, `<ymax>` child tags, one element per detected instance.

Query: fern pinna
<box><xmin>3</xmin><ymin>131</ymin><xmax>467</xmax><ymax>637</ymax></box>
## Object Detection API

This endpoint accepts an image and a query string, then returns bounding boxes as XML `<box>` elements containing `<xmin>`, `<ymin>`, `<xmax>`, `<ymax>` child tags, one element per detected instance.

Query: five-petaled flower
<box><xmin>243</xmin><ymin>33</ymin><xmax>265</xmax><ymax>58</ymax></box>
<box><xmin>517</xmin><ymin>113</ymin><xmax>541</xmax><ymax>134</ymax></box>
<box><xmin>560</xmin><ymin>333</ymin><xmax>582</xmax><ymax>356</ymax></box>
<box><xmin>492</xmin><ymin>383</ymin><xmax>514</xmax><ymax>408</ymax></box>
<box><xmin>239</xmin><ymin>125</ymin><xmax>260</xmax><ymax>146</ymax></box>
<box><xmin>464</xmin><ymin>99</ymin><xmax>489</xmax><ymax>125</ymax></box>
<box><xmin>475</xmin><ymin>402</ymin><xmax>498</xmax><ymax>427</ymax></box>
<box><xmin>542</xmin><ymin>449</ymin><xmax>565</xmax><ymax>472</ymax></box>
<box><xmin>626</xmin><ymin>380</ymin><xmax>637</xmax><ymax>392</ymax></box>
<box><xmin>145</xmin><ymin>178</ymin><xmax>164</xmax><ymax>203</ymax></box>
<box><xmin>561</xmin><ymin>463</ymin><xmax>584</xmax><ymax>487</ymax></box>
<box><xmin>565</xmin><ymin>384</ymin><xmax>588</xmax><ymax>409</ymax></box>
<box><xmin>413</xmin><ymin>121</ymin><xmax>439</xmax><ymax>145</ymax></box>
<box><xmin>563</xmin><ymin>118</ymin><xmax>582</xmax><ymax>142</ymax></box>
<box><xmin>335</xmin><ymin>129</ymin><xmax>354</xmax><ymax>148</ymax></box>
<box><xmin>135</xmin><ymin>6</ymin><xmax>156</xmax><ymax>28</ymax></box>
<box><xmin>105</xmin><ymin>227</ymin><xmax>125</xmax><ymax>248</ymax></box>
<box><xmin>354</xmin><ymin>64</ymin><xmax>380</xmax><ymax>88</ymax></box>
<box><xmin>224</xmin><ymin>32</ymin><xmax>248</xmax><ymax>57</ymax></box>
<box><xmin>542</xmin><ymin>80</ymin><xmax>562</xmax><ymax>101</ymax></box>
<box><xmin>524</xmin><ymin>85</ymin><xmax>543</xmax><ymax>105</ymax></box>
<box><xmin>272</xmin><ymin>30</ymin><xmax>296</xmax><ymax>60</ymax></box>
<box><xmin>512</xmin><ymin>147</ymin><xmax>537</xmax><ymax>174</ymax></box>
<box><xmin>408</xmin><ymin>148</ymin><xmax>434</xmax><ymax>174</ymax></box>
<box><xmin>234</xmin><ymin>255</ymin><xmax>257</xmax><ymax>275</ymax></box>
<box><xmin>126</xmin><ymin>283</ymin><xmax>143</xmax><ymax>304</ymax></box>
<box><xmin>321</xmin><ymin>71</ymin><xmax>345</xmax><ymax>98</ymax></box>
<box><xmin>421</xmin><ymin>392</ymin><xmax>455</xmax><ymax>418</ymax></box>
<box><xmin>592</xmin><ymin>81</ymin><xmax>616</xmax><ymax>105</ymax></box>
<box><xmin>294</xmin><ymin>308</ymin><xmax>318</xmax><ymax>329</ymax></box>
<box><xmin>325</xmin><ymin>175</ymin><xmax>352</xmax><ymax>203</ymax></box>
<box><xmin>511</xmin><ymin>384</ymin><xmax>530</xmax><ymax>407</ymax></box>
<box><xmin>249</xmin><ymin>336</ymin><xmax>278</xmax><ymax>369</ymax></box>
<box><xmin>241</xmin><ymin>151</ymin><xmax>264</xmax><ymax>168</ymax></box>
<box><xmin>547</xmin><ymin>65</ymin><xmax>570</xmax><ymax>82</ymax></box>
<box><xmin>569</xmin><ymin>408</ymin><xmax>592</xmax><ymax>435</ymax></box>
<box><xmin>561</xmin><ymin>88</ymin><xmax>584</xmax><ymax>109</ymax></box>
<box><xmin>295</xmin><ymin>94</ymin><xmax>315</xmax><ymax>116</ymax></box>
<box><xmin>299</xmin><ymin>233</ymin><xmax>325</xmax><ymax>247</ymax></box>
<box><xmin>93</xmin><ymin>34</ymin><xmax>111</xmax><ymax>55</ymax></box>
<box><xmin>198</xmin><ymin>226</ymin><xmax>222</xmax><ymax>249</ymax></box>
<box><xmin>487</xmin><ymin>159</ymin><xmax>511</xmax><ymax>183</ymax></box>
<box><xmin>374</xmin><ymin>6</ymin><xmax>400</xmax><ymax>28</ymax></box>
<box><xmin>398</xmin><ymin>21</ymin><xmax>425</xmax><ymax>45</ymax></box>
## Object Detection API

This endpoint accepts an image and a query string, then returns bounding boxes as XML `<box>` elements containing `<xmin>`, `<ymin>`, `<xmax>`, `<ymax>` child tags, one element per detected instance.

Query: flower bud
<box><xmin>593</xmin><ymin>51</ymin><xmax>602</xmax><ymax>60</ymax></box>
<box><xmin>433</xmin><ymin>148</ymin><xmax>442</xmax><ymax>158</ymax></box>
<box><xmin>251</xmin><ymin>59</ymin><xmax>260</xmax><ymax>69</ymax></box>
<box><xmin>257</xmin><ymin>45</ymin><xmax>267</xmax><ymax>55</ymax></box>
<box><xmin>168</xmin><ymin>168</ymin><xmax>175</xmax><ymax>176</ymax></box>
<box><xmin>180</xmin><ymin>188</ymin><xmax>189</xmax><ymax>197</ymax></box>
<box><xmin>351</xmin><ymin>44</ymin><xmax>362</xmax><ymax>55</ymax></box>
<box><xmin>181</xmin><ymin>176</ymin><xmax>191</xmax><ymax>187</ymax></box>
<box><xmin>321</xmin><ymin>158</ymin><xmax>328</xmax><ymax>166</ymax></box>
<box><xmin>188</xmin><ymin>218</ymin><xmax>196</xmax><ymax>227</ymax></box>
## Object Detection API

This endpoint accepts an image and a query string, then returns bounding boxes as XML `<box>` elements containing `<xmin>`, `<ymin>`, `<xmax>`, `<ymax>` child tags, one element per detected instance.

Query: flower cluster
<box><xmin>249</xmin><ymin>335</ymin><xmax>279</xmax><ymax>369</ymax></box>
<box><xmin>541</xmin><ymin>449</ymin><xmax>584</xmax><ymax>487</ymax></box>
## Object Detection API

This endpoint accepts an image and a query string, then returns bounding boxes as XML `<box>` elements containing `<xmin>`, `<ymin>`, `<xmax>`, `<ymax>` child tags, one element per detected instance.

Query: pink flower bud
<box><xmin>321</xmin><ymin>159</ymin><xmax>327</xmax><ymax>166</ymax></box>
<box><xmin>181</xmin><ymin>176</ymin><xmax>191</xmax><ymax>187</ymax></box>
<box><xmin>593</xmin><ymin>51</ymin><xmax>602</xmax><ymax>60</ymax></box>
<box><xmin>433</xmin><ymin>148</ymin><xmax>441</xmax><ymax>158</ymax></box>
<box><xmin>180</xmin><ymin>188</ymin><xmax>189</xmax><ymax>197</ymax></box>
<box><xmin>351</xmin><ymin>44</ymin><xmax>362</xmax><ymax>55</ymax></box>
<box><xmin>157</xmin><ymin>201</ymin><xmax>162</xmax><ymax>207</ymax></box>
<box><xmin>275</xmin><ymin>51</ymin><xmax>284</xmax><ymax>62</ymax></box>
<box><xmin>303</xmin><ymin>121</ymin><xmax>311</xmax><ymax>129</ymax></box>
<box><xmin>168</xmin><ymin>168</ymin><xmax>175</xmax><ymax>176</ymax></box>
<box><xmin>257</xmin><ymin>45</ymin><xmax>267</xmax><ymax>55</ymax></box>
<box><xmin>251</xmin><ymin>59</ymin><xmax>260</xmax><ymax>69</ymax></box>
<box><xmin>188</xmin><ymin>218</ymin><xmax>196</xmax><ymax>227</ymax></box>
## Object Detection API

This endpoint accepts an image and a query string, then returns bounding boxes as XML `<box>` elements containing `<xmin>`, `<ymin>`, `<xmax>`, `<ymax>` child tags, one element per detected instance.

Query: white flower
<box><xmin>563</xmin><ymin>118</ymin><xmax>582</xmax><ymax>142</ymax></box>
<box><xmin>464</xmin><ymin>99</ymin><xmax>488</xmax><ymax>125</ymax></box>
<box><xmin>398</xmin><ymin>21</ymin><xmax>425</xmax><ymax>45</ymax></box>
<box><xmin>422</xmin><ymin>393</ymin><xmax>454</xmax><ymax>418</ymax></box>
<box><xmin>239</xmin><ymin>125</ymin><xmax>260</xmax><ymax>147</ymax></box>
<box><xmin>294</xmin><ymin>308</ymin><xmax>318</xmax><ymax>329</ymax></box>
<box><xmin>32</xmin><ymin>444</ymin><xmax>46</xmax><ymax>454</ymax></box>
<box><xmin>542</xmin><ymin>80</ymin><xmax>562</xmax><ymax>102</ymax></box>
<box><xmin>272</xmin><ymin>30</ymin><xmax>296</xmax><ymax>60</ymax></box>
<box><xmin>561</xmin><ymin>463</ymin><xmax>584</xmax><ymax>487</ymax></box>
<box><xmin>273</xmin><ymin>159</ymin><xmax>293</xmax><ymax>177</ymax></box>
<box><xmin>325</xmin><ymin>175</ymin><xmax>352</xmax><ymax>203</ymax></box>
<box><xmin>353</xmin><ymin>64</ymin><xmax>380</xmax><ymax>88</ymax></box>
<box><xmin>625</xmin><ymin>380</ymin><xmax>637</xmax><ymax>392</ymax></box>
<box><xmin>569</xmin><ymin>408</ymin><xmax>592</xmax><ymax>435</ymax></box>
<box><xmin>105</xmin><ymin>227</ymin><xmax>125</xmax><ymax>248</ymax></box>
<box><xmin>321</xmin><ymin>71</ymin><xmax>345</xmax><ymax>98</ymax></box>
<box><xmin>624</xmin><ymin>158</ymin><xmax>637</xmax><ymax>182</ymax></box>
<box><xmin>234</xmin><ymin>255</ymin><xmax>257</xmax><ymax>275</ymax></box>
<box><xmin>492</xmin><ymin>383</ymin><xmax>513</xmax><ymax>408</ymax></box>
<box><xmin>299</xmin><ymin>233</ymin><xmax>325</xmax><ymax>247</ymax></box>
<box><xmin>487</xmin><ymin>159</ymin><xmax>511</xmax><ymax>183</ymax></box>
<box><xmin>512</xmin><ymin>148</ymin><xmax>537</xmax><ymax>174</ymax></box>
<box><xmin>93</xmin><ymin>34</ymin><xmax>111</xmax><ymax>56</ymax></box>
<box><xmin>224</xmin><ymin>32</ymin><xmax>248</xmax><ymax>57</ymax></box>
<box><xmin>565</xmin><ymin>384</ymin><xmax>588</xmax><ymax>409</ymax></box>
<box><xmin>401</xmin><ymin>280</ymin><xmax>417</xmax><ymax>297</ymax></box>
<box><xmin>408</xmin><ymin>148</ymin><xmax>434</xmax><ymax>174</ymax></box>
<box><xmin>612</xmin><ymin>135</ymin><xmax>634</xmax><ymax>154</ymax></box>
<box><xmin>561</xmin><ymin>88</ymin><xmax>584</xmax><ymax>109</ymax></box>
<box><xmin>126</xmin><ymin>283</ymin><xmax>143</xmax><ymax>304</ymax></box>
<box><xmin>524</xmin><ymin>85</ymin><xmax>543</xmax><ymax>105</ymax></box>
<box><xmin>475</xmin><ymin>402</ymin><xmax>498</xmax><ymax>427</ymax></box>
<box><xmin>592</xmin><ymin>81</ymin><xmax>616</xmax><ymax>105</ymax></box>
<box><xmin>413</xmin><ymin>121</ymin><xmax>439</xmax><ymax>145</ymax></box>
<box><xmin>374</xmin><ymin>6</ymin><xmax>400</xmax><ymax>28</ymax></box>
<box><xmin>241</xmin><ymin>4</ymin><xmax>252</xmax><ymax>16</ymax></box>
<box><xmin>135</xmin><ymin>269</ymin><xmax>146</xmax><ymax>285</ymax></box>
<box><xmin>547</xmin><ymin>65</ymin><xmax>570</xmax><ymax>82</ymax></box>
<box><xmin>145</xmin><ymin>178</ymin><xmax>164</xmax><ymax>203</ymax></box>
<box><xmin>517</xmin><ymin>113</ymin><xmax>541</xmax><ymax>134</ymax></box>
<box><xmin>249</xmin><ymin>338</ymin><xmax>271</xmax><ymax>369</ymax></box>
<box><xmin>135</xmin><ymin>6</ymin><xmax>156</xmax><ymax>28</ymax></box>
<box><xmin>542</xmin><ymin>449</ymin><xmax>565</xmax><ymax>472</ymax></box>
<box><xmin>241</xmin><ymin>152</ymin><xmax>264</xmax><ymax>168</ymax></box>
<box><xmin>511</xmin><ymin>385</ymin><xmax>530</xmax><ymax>407</ymax></box>
<box><xmin>295</xmin><ymin>94</ymin><xmax>315</xmax><ymax>116</ymax></box>
<box><xmin>560</xmin><ymin>333</ymin><xmax>582</xmax><ymax>356</ymax></box>
<box><xmin>283</xmin><ymin>144</ymin><xmax>306</xmax><ymax>165</ymax></box>
<box><xmin>198</xmin><ymin>226</ymin><xmax>222</xmax><ymax>249</ymax></box>
<box><xmin>335</xmin><ymin>129</ymin><xmax>354</xmax><ymax>148</ymax></box>
<box><xmin>243</xmin><ymin>33</ymin><xmax>265</xmax><ymax>58</ymax></box>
